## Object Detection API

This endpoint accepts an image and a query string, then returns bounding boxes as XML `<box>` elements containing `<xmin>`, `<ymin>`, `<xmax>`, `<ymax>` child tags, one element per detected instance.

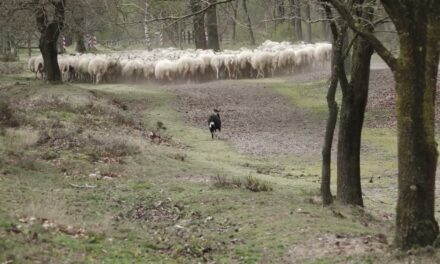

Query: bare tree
<box><xmin>326</xmin><ymin>0</ymin><xmax>440</xmax><ymax>249</ymax></box>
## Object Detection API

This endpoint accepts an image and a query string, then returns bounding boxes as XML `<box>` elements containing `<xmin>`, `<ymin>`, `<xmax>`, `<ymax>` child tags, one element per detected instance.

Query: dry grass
<box><xmin>212</xmin><ymin>174</ymin><xmax>273</xmax><ymax>192</ymax></box>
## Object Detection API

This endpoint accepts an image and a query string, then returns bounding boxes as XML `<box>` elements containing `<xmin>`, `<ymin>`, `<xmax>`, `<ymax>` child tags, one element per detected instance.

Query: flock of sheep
<box><xmin>28</xmin><ymin>40</ymin><xmax>332</xmax><ymax>84</ymax></box>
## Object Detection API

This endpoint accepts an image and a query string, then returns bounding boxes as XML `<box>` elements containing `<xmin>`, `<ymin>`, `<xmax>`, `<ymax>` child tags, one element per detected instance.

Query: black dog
<box><xmin>208</xmin><ymin>110</ymin><xmax>221</xmax><ymax>139</ymax></box>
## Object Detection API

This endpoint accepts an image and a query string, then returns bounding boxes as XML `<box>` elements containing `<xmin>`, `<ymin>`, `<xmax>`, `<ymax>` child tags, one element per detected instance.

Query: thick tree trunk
<box><xmin>242</xmin><ymin>0</ymin><xmax>255</xmax><ymax>45</ymax></box>
<box><xmin>190</xmin><ymin>0</ymin><xmax>207</xmax><ymax>49</ymax></box>
<box><xmin>336</xmin><ymin>0</ymin><xmax>373</xmax><ymax>207</ymax></box>
<box><xmin>294</xmin><ymin>0</ymin><xmax>302</xmax><ymax>41</ymax></box>
<box><xmin>304</xmin><ymin>1</ymin><xmax>312</xmax><ymax>43</ymax></box>
<box><xmin>36</xmin><ymin>0</ymin><xmax>66</xmax><ymax>83</ymax></box>
<box><xmin>394</xmin><ymin>15</ymin><xmax>439</xmax><ymax>249</ymax></box>
<box><xmin>206</xmin><ymin>0</ymin><xmax>220</xmax><ymax>51</ymax></box>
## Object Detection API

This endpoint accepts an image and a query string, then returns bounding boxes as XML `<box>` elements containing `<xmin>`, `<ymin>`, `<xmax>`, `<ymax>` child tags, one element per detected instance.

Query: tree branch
<box><xmin>324</xmin><ymin>0</ymin><xmax>398</xmax><ymax>71</ymax></box>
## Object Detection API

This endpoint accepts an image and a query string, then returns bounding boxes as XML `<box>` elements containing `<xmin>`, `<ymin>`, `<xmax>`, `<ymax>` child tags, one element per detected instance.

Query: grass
<box><xmin>1</xmin><ymin>72</ymin><xmax>440</xmax><ymax>263</ymax></box>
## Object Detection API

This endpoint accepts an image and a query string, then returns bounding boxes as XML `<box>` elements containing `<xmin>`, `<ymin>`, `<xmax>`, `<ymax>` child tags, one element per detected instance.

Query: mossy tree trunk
<box><xmin>393</xmin><ymin>7</ymin><xmax>439</xmax><ymax>249</ymax></box>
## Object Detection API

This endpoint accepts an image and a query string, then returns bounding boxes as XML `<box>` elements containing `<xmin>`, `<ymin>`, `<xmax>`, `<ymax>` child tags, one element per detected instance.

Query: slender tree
<box><xmin>206</xmin><ymin>0</ymin><xmax>220</xmax><ymax>51</ymax></box>
<box><xmin>320</xmin><ymin>4</ymin><xmax>346</xmax><ymax>206</ymax></box>
<box><xmin>326</xmin><ymin>0</ymin><xmax>440</xmax><ymax>249</ymax></box>
<box><xmin>35</xmin><ymin>0</ymin><xmax>66</xmax><ymax>83</ymax></box>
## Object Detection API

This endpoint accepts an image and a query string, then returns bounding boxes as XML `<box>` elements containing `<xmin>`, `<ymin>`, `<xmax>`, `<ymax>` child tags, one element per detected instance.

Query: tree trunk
<box><xmin>393</xmin><ymin>12</ymin><xmax>439</xmax><ymax>249</ymax></box>
<box><xmin>190</xmin><ymin>0</ymin><xmax>207</xmax><ymax>49</ymax></box>
<box><xmin>294</xmin><ymin>0</ymin><xmax>302</xmax><ymax>41</ymax></box>
<box><xmin>336</xmin><ymin>0</ymin><xmax>374</xmax><ymax>207</ymax></box>
<box><xmin>144</xmin><ymin>0</ymin><xmax>152</xmax><ymax>50</ymax></box>
<box><xmin>206</xmin><ymin>0</ymin><xmax>220</xmax><ymax>51</ymax></box>
<box><xmin>336</xmin><ymin>37</ymin><xmax>373</xmax><ymax>207</ymax></box>
<box><xmin>36</xmin><ymin>0</ymin><xmax>65</xmax><ymax>83</ymax></box>
<box><xmin>242</xmin><ymin>0</ymin><xmax>255</xmax><ymax>45</ymax></box>
<box><xmin>320</xmin><ymin>6</ymin><xmax>343</xmax><ymax>206</ymax></box>
<box><xmin>304</xmin><ymin>1</ymin><xmax>312</xmax><ymax>43</ymax></box>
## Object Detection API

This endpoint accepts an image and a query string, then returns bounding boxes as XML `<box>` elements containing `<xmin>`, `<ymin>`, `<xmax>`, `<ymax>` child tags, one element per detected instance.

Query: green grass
<box><xmin>1</xmin><ymin>73</ymin><xmax>440</xmax><ymax>263</ymax></box>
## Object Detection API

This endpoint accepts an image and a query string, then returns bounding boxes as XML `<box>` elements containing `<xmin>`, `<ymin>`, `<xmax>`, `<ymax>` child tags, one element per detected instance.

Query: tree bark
<box><xmin>304</xmin><ymin>1</ymin><xmax>312</xmax><ymax>43</ymax></box>
<box><xmin>190</xmin><ymin>0</ymin><xmax>207</xmax><ymax>49</ymax></box>
<box><xmin>336</xmin><ymin>0</ymin><xmax>373</xmax><ymax>207</ymax></box>
<box><xmin>36</xmin><ymin>0</ymin><xmax>66</xmax><ymax>83</ymax></box>
<box><xmin>393</xmin><ymin>6</ymin><xmax>439</xmax><ymax>249</ymax></box>
<box><xmin>206</xmin><ymin>0</ymin><xmax>220</xmax><ymax>51</ymax></box>
<box><xmin>242</xmin><ymin>0</ymin><xmax>255</xmax><ymax>45</ymax></box>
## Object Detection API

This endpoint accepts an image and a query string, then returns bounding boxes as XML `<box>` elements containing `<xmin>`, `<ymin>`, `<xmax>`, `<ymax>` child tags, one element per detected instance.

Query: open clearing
<box><xmin>1</xmin><ymin>64</ymin><xmax>440</xmax><ymax>263</ymax></box>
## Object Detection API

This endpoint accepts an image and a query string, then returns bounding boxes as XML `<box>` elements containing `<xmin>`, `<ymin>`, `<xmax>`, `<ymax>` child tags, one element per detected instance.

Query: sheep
<box><xmin>122</xmin><ymin>58</ymin><xmax>144</xmax><ymax>82</ymax></box>
<box><xmin>28</xmin><ymin>57</ymin><xmax>36</xmax><ymax>75</ymax></box>
<box><xmin>78</xmin><ymin>55</ymin><xmax>93</xmax><ymax>82</ymax></box>
<box><xmin>88</xmin><ymin>57</ymin><xmax>109</xmax><ymax>84</ymax></box>
<box><xmin>251</xmin><ymin>52</ymin><xmax>273</xmax><ymax>78</ymax></box>
<box><xmin>155</xmin><ymin>59</ymin><xmax>176</xmax><ymax>82</ymax></box>
<box><xmin>34</xmin><ymin>56</ymin><xmax>45</xmax><ymax>80</ymax></box>
<box><xmin>210</xmin><ymin>54</ymin><xmax>225</xmax><ymax>80</ymax></box>
<box><xmin>143</xmin><ymin>61</ymin><xmax>156</xmax><ymax>81</ymax></box>
<box><xmin>25</xmin><ymin>40</ymin><xmax>332</xmax><ymax>84</ymax></box>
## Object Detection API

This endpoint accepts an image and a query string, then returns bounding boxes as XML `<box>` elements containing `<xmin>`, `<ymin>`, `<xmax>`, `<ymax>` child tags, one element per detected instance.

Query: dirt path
<box><xmin>170</xmin><ymin>78</ymin><xmax>326</xmax><ymax>156</ymax></box>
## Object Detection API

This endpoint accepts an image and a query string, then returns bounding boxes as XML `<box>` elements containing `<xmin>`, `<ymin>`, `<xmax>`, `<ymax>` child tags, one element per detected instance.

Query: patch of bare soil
<box><xmin>171</xmin><ymin>80</ymin><xmax>325</xmax><ymax>155</ymax></box>
<box><xmin>284</xmin><ymin>233</ymin><xmax>389</xmax><ymax>263</ymax></box>
<box><xmin>367</xmin><ymin>69</ymin><xmax>440</xmax><ymax>129</ymax></box>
